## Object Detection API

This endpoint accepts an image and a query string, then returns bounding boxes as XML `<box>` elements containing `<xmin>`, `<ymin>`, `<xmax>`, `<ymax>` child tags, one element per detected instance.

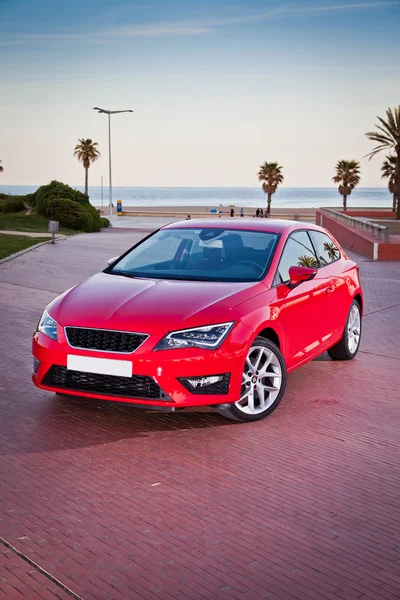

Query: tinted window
<box><xmin>275</xmin><ymin>230</ymin><xmax>318</xmax><ymax>284</ymax></box>
<box><xmin>310</xmin><ymin>231</ymin><xmax>340</xmax><ymax>266</ymax></box>
<box><xmin>110</xmin><ymin>228</ymin><xmax>279</xmax><ymax>282</ymax></box>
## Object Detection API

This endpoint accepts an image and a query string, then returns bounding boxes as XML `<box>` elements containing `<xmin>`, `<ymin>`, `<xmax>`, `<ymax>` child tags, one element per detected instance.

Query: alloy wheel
<box><xmin>235</xmin><ymin>345</ymin><xmax>283</xmax><ymax>415</ymax></box>
<box><xmin>347</xmin><ymin>304</ymin><xmax>361</xmax><ymax>354</ymax></box>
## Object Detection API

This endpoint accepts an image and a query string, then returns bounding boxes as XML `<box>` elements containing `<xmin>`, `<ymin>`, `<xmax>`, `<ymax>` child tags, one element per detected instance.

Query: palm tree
<box><xmin>73</xmin><ymin>139</ymin><xmax>100</xmax><ymax>196</ymax></box>
<box><xmin>0</xmin><ymin>160</ymin><xmax>4</xmax><ymax>173</ymax></box>
<box><xmin>298</xmin><ymin>255</ymin><xmax>318</xmax><ymax>268</ymax></box>
<box><xmin>257</xmin><ymin>162</ymin><xmax>284</xmax><ymax>215</ymax></box>
<box><xmin>365</xmin><ymin>105</ymin><xmax>400</xmax><ymax>219</ymax></box>
<box><xmin>332</xmin><ymin>160</ymin><xmax>361</xmax><ymax>211</ymax></box>
<box><xmin>381</xmin><ymin>155</ymin><xmax>397</xmax><ymax>212</ymax></box>
<box><xmin>323</xmin><ymin>241</ymin><xmax>339</xmax><ymax>261</ymax></box>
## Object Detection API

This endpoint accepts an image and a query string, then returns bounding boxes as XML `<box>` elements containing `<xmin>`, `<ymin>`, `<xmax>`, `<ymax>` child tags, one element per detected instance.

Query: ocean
<box><xmin>0</xmin><ymin>185</ymin><xmax>393</xmax><ymax>209</ymax></box>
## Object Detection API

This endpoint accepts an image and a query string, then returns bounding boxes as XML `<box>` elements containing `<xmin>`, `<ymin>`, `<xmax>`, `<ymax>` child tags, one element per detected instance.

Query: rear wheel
<box><xmin>216</xmin><ymin>337</ymin><xmax>287</xmax><ymax>422</ymax></box>
<box><xmin>327</xmin><ymin>299</ymin><xmax>362</xmax><ymax>360</ymax></box>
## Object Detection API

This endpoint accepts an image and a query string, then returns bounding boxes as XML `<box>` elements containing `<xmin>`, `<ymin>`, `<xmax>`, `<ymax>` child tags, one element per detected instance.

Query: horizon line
<box><xmin>0</xmin><ymin>184</ymin><xmax>390</xmax><ymax>190</ymax></box>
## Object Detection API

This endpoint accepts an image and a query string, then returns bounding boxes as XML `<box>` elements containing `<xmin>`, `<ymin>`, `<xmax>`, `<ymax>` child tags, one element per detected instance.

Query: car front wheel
<box><xmin>327</xmin><ymin>299</ymin><xmax>362</xmax><ymax>360</ymax></box>
<box><xmin>216</xmin><ymin>337</ymin><xmax>287</xmax><ymax>422</ymax></box>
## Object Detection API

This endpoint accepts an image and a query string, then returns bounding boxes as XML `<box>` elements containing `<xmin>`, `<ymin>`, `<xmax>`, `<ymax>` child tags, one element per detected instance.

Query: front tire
<box><xmin>216</xmin><ymin>337</ymin><xmax>287</xmax><ymax>422</ymax></box>
<box><xmin>327</xmin><ymin>299</ymin><xmax>362</xmax><ymax>360</ymax></box>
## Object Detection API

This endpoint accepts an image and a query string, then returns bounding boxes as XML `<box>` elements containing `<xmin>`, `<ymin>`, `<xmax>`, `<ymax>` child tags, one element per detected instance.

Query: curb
<box><xmin>0</xmin><ymin>234</ymin><xmax>76</xmax><ymax>265</ymax></box>
<box><xmin>103</xmin><ymin>227</ymin><xmax>155</xmax><ymax>233</ymax></box>
<box><xmin>0</xmin><ymin>227</ymin><xmax>173</xmax><ymax>265</ymax></box>
<box><xmin>0</xmin><ymin>239</ymin><xmax>54</xmax><ymax>265</ymax></box>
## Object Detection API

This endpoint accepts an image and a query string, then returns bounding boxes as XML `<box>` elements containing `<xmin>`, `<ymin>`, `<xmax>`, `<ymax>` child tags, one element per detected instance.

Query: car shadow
<box><xmin>313</xmin><ymin>351</ymin><xmax>332</xmax><ymax>362</ymax></box>
<box><xmin>1</xmin><ymin>391</ymin><xmax>237</xmax><ymax>457</ymax></box>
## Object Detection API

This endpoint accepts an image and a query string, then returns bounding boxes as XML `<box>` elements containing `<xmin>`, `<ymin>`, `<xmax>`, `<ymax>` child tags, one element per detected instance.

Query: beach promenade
<box><xmin>0</xmin><ymin>229</ymin><xmax>400</xmax><ymax>599</ymax></box>
<box><xmin>101</xmin><ymin>206</ymin><xmax>317</xmax><ymax>222</ymax></box>
<box><xmin>103</xmin><ymin>207</ymin><xmax>317</xmax><ymax>232</ymax></box>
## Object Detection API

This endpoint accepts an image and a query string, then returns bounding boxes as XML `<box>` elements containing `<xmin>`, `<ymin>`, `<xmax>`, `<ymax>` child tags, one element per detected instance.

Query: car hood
<box><xmin>50</xmin><ymin>272</ymin><xmax>261</xmax><ymax>334</ymax></box>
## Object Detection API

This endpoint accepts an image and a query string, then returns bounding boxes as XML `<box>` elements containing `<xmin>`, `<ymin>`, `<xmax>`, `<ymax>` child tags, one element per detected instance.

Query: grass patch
<box><xmin>0</xmin><ymin>234</ymin><xmax>50</xmax><ymax>260</ymax></box>
<box><xmin>0</xmin><ymin>211</ymin><xmax>79</xmax><ymax>235</ymax></box>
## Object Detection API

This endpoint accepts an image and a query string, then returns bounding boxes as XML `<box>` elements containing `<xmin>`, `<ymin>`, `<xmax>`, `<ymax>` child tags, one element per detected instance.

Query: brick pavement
<box><xmin>0</xmin><ymin>231</ymin><xmax>400</xmax><ymax>600</ymax></box>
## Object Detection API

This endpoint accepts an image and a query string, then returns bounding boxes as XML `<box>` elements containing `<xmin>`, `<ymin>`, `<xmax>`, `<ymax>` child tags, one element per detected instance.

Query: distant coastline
<box><xmin>0</xmin><ymin>185</ymin><xmax>392</xmax><ymax>210</ymax></box>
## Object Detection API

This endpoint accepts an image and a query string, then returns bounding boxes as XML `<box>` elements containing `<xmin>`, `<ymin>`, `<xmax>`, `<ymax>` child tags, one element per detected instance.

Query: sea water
<box><xmin>1</xmin><ymin>185</ymin><xmax>392</xmax><ymax>209</ymax></box>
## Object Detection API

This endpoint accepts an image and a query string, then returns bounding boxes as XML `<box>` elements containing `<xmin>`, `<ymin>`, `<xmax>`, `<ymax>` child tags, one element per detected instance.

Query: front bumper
<box><xmin>32</xmin><ymin>322</ymin><xmax>252</xmax><ymax>408</ymax></box>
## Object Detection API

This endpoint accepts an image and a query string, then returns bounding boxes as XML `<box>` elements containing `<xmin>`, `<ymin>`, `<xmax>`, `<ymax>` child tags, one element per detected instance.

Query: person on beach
<box><xmin>240</xmin><ymin>207</ymin><xmax>244</xmax><ymax>217</ymax></box>
<box><xmin>186</xmin><ymin>215</ymin><xmax>191</xmax><ymax>220</ymax></box>
<box><xmin>260</xmin><ymin>208</ymin><xmax>264</xmax><ymax>218</ymax></box>
<box><xmin>230</xmin><ymin>208</ymin><xmax>235</xmax><ymax>217</ymax></box>
<box><xmin>255</xmin><ymin>208</ymin><xmax>260</xmax><ymax>218</ymax></box>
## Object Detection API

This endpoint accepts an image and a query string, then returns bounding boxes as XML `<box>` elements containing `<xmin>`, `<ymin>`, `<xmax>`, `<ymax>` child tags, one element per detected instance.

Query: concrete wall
<box><xmin>345</xmin><ymin>210</ymin><xmax>396</xmax><ymax>219</ymax></box>
<box><xmin>316</xmin><ymin>209</ymin><xmax>400</xmax><ymax>261</ymax></box>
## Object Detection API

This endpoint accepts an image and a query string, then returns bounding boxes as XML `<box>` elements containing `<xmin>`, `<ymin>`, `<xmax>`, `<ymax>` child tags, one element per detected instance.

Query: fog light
<box><xmin>179</xmin><ymin>373</ymin><xmax>230</xmax><ymax>395</ymax></box>
<box><xmin>186</xmin><ymin>375</ymin><xmax>223</xmax><ymax>388</ymax></box>
<box><xmin>33</xmin><ymin>358</ymin><xmax>40</xmax><ymax>373</ymax></box>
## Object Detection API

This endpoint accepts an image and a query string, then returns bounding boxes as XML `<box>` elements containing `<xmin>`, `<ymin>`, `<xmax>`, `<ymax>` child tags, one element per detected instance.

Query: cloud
<box><xmin>292</xmin><ymin>1</ymin><xmax>400</xmax><ymax>12</ymax></box>
<box><xmin>103</xmin><ymin>24</ymin><xmax>213</xmax><ymax>37</ymax></box>
<box><xmin>1</xmin><ymin>1</ymin><xmax>399</xmax><ymax>46</ymax></box>
<box><xmin>0</xmin><ymin>24</ymin><xmax>213</xmax><ymax>45</ymax></box>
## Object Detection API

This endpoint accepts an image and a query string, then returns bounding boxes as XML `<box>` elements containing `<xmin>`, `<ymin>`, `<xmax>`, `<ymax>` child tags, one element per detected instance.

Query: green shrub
<box><xmin>74</xmin><ymin>212</ymin><xmax>95</xmax><ymax>232</ymax></box>
<box><xmin>0</xmin><ymin>192</ymin><xmax>34</xmax><ymax>207</ymax></box>
<box><xmin>1</xmin><ymin>198</ymin><xmax>25</xmax><ymax>213</ymax></box>
<box><xmin>25</xmin><ymin>193</ymin><xmax>36</xmax><ymax>207</ymax></box>
<box><xmin>44</xmin><ymin>197</ymin><xmax>101</xmax><ymax>232</ymax></box>
<box><xmin>100</xmin><ymin>217</ymin><xmax>110</xmax><ymax>228</ymax></box>
<box><xmin>83</xmin><ymin>203</ymin><xmax>101</xmax><ymax>232</ymax></box>
<box><xmin>35</xmin><ymin>180</ymin><xmax>89</xmax><ymax>215</ymax></box>
<box><xmin>45</xmin><ymin>198</ymin><xmax>83</xmax><ymax>228</ymax></box>
<box><xmin>34</xmin><ymin>181</ymin><xmax>101</xmax><ymax>232</ymax></box>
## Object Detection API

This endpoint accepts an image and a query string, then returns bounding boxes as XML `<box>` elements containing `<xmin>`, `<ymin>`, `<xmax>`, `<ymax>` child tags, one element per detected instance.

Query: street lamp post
<box><xmin>93</xmin><ymin>107</ymin><xmax>133</xmax><ymax>225</ymax></box>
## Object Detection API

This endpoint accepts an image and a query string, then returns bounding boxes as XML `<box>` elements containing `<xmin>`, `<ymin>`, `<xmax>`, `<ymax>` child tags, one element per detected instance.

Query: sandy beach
<box><xmin>99</xmin><ymin>205</ymin><xmax>318</xmax><ymax>221</ymax></box>
<box><xmin>99</xmin><ymin>205</ymin><xmax>319</xmax><ymax>230</ymax></box>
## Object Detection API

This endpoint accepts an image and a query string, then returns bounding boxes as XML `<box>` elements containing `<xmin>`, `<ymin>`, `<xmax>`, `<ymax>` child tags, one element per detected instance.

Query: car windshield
<box><xmin>109</xmin><ymin>227</ymin><xmax>279</xmax><ymax>282</ymax></box>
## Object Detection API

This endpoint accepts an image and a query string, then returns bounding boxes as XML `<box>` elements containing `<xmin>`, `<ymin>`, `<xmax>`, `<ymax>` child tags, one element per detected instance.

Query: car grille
<box><xmin>43</xmin><ymin>365</ymin><xmax>170</xmax><ymax>401</ymax></box>
<box><xmin>65</xmin><ymin>327</ymin><xmax>148</xmax><ymax>353</ymax></box>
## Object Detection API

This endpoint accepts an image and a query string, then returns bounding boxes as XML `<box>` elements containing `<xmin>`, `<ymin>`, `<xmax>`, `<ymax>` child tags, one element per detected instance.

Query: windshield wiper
<box><xmin>110</xmin><ymin>271</ymin><xmax>203</xmax><ymax>281</ymax></box>
<box><xmin>109</xmin><ymin>271</ymin><xmax>138</xmax><ymax>279</ymax></box>
<box><xmin>155</xmin><ymin>275</ymin><xmax>188</xmax><ymax>280</ymax></box>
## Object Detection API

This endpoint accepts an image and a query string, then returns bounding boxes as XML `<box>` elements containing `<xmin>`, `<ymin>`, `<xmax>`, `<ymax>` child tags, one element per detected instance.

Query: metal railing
<box><xmin>320</xmin><ymin>208</ymin><xmax>390</xmax><ymax>243</ymax></box>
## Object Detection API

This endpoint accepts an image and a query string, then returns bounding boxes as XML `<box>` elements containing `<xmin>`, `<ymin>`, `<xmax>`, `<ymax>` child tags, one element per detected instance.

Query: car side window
<box><xmin>274</xmin><ymin>230</ymin><xmax>318</xmax><ymax>285</ymax></box>
<box><xmin>310</xmin><ymin>231</ymin><xmax>340</xmax><ymax>266</ymax></box>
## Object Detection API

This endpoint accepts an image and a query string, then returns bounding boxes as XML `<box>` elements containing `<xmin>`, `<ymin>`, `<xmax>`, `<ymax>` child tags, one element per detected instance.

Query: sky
<box><xmin>0</xmin><ymin>0</ymin><xmax>399</xmax><ymax>188</ymax></box>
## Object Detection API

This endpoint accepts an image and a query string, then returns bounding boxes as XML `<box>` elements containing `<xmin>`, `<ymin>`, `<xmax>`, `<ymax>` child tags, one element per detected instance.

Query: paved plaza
<box><xmin>0</xmin><ymin>230</ymin><xmax>400</xmax><ymax>600</ymax></box>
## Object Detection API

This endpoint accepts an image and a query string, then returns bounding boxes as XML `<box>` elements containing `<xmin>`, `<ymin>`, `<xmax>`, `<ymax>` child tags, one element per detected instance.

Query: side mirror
<box><xmin>288</xmin><ymin>265</ymin><xmax>317</xmax><ymax>287</ymax></box>
<box><xmin>107</xmin><ymin>256</ymin><xmax>119</xmax><ymax>266</ymax></box>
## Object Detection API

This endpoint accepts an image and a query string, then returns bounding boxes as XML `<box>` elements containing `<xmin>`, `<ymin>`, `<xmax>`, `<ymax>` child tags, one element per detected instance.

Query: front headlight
<box><xmin>154</xmin><ymin>322</ymin><xmax>235</xmax><ymax>351</ymax></box>
<box><xmin>36</xmin><ymin>309</ymin><xmax>58</xmax><ymax>341</ymax></box>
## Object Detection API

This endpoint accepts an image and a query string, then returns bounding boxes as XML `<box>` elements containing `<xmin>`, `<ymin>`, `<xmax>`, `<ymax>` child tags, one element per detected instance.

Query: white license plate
<box><xmin>67</xmin><ymin>355</ymin><xmax>132</xmax><ymax>378</ymax></box>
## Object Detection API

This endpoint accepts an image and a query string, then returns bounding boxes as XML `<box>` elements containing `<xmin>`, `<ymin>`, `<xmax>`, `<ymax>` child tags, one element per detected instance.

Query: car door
<box><xmin>269</xmin><ymin>230</ymin><xmax>334</xmax><ymax>368</ymax></box>
<box><xmin>308</xmin><ymin>230</ymin><xmax>349</xmax><ymax>338</ymax></box>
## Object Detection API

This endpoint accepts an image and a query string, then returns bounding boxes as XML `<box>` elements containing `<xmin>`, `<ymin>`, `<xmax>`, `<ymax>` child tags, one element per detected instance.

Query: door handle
<box><xmin>325</xmin><ymin>287</ymin><xmax>334</xmax><ymax>295</ymax></box>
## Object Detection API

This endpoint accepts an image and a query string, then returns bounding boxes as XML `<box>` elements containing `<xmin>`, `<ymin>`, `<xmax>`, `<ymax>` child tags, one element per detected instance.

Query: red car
<box><xmin>32</xmin><ymin>219</ymin><xmax>363</xmax><ymax>422</ymax></box>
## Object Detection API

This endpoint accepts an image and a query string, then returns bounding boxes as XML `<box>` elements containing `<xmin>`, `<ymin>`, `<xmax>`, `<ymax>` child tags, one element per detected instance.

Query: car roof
<box><xmin>161</xmin><ymin>218</ymin><xmax>325</xmax><ymax>235</ymax></box>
